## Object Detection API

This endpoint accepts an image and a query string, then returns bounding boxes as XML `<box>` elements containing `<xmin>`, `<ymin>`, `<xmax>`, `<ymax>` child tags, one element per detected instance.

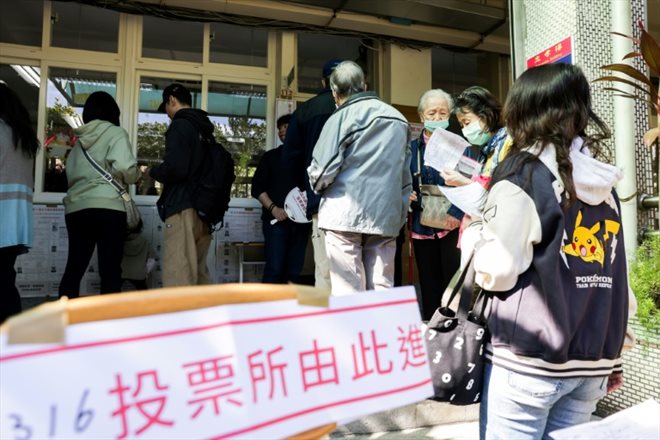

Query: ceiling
<box><xmin>64</xmin><ymin>0</ymin><xmax>511</xmax><ymax>53</ymax></box>
<box><xmin>281</xmin><ymin>0</ymin><xmax>509</xmax><ymax>36</ymax></box>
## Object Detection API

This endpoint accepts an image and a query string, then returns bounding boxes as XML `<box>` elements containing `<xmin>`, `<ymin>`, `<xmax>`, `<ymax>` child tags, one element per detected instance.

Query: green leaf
<box><xmin>629</xmin><ymin>235</ymin><xmax>660</xmax><ymax>334</ymax></box>
<box><xmin>640</xmin><ymin>29</ymin><xmax>660</xmax><ymax>76</ymax></box>
<box><xmin>593</xmin><ymin>75</ymin><xmax>655</xmax><ymax>96</ymax></box>
<box><xmin>600</xmin><ymin>63</ymin><xmax>656</xmax><ymax>89</ymax></box>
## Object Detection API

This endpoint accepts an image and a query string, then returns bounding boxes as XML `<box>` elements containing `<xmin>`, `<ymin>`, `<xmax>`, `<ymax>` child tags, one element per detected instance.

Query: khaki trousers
<box><xmin>162</xmin><ymin>208</ymin><xmax>212</xmax><ymax>287</ymax></box>
<box><xmin>311</xmin><ymin>214</ymin><xmax>331</xmax><ymax>289</ymax></box>
<box><xmin>324</xmin><ymin>230</ymin><xmax>396</xmax><ymax>296</ymax></box>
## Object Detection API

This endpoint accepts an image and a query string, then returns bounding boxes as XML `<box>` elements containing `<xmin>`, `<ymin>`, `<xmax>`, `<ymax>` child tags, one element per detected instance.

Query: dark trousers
<box><xmin>124</xmin><ymin>279</ymin><xmax>148</xmax><ymax>290</ymax></box>
<box><xmin>59</xmin><ymin>208</ymin><xmax>126</xmax><ymax>298</ymax></box>
<box><xmin>0</xmin><ymin>246</ymin><xmax>23</xmax><ymax>323</ymax></box>
<box><xmin>262</xmin><ymin>220</ymin><xmax>311</xmax><ymax>283</ymax></box>
<box><xmin>412</xmin><ymin>228</ymin><xmax>461</xmax><ymax>321</ymax></box>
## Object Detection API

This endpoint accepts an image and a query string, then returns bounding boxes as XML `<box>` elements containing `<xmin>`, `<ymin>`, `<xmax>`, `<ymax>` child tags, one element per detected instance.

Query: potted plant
<box><xmin>629</xmin><ymin>235</ymin><xmax>660</xmax><ymax>338</ymax></box>
<box><xmin>595</xmin><ymin>21</ymin><xmax>659</xmax><ymax>144</ymax></box>
<box><xmin>595</xmin><ymin>22</ymin><xmax>659</xmax><ymax>322</ymax></box>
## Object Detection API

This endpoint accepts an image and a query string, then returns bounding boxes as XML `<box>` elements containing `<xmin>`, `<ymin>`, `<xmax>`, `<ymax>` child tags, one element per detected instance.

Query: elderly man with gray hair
<box><xmin>307</xmin><ymin>61</ymin><xmax>412</xmax><ymax>295</ymax></box>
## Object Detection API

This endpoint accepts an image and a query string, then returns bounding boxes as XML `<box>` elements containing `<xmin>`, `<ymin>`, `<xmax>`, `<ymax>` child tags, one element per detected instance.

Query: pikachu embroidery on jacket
<box><xmin>563</xmin><ymin>210</ymin><xmax>620</xmax><ymax>267</ymax></box>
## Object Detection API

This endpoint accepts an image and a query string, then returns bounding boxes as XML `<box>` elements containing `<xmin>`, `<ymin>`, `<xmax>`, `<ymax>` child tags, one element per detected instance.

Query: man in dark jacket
<box><xmin>281</xmin><ymin>59</ymin><xmax>342</xmax><ymax>290</ymax></box>
<box><xmin>251</xmin><ymin>114</ymin><xmax>311</xmax><ymax>283</ymax></box>
<box><xmin>150</xmin><ymin>83</ymin><xmax>213</xmax><ymax>287</ymax></box>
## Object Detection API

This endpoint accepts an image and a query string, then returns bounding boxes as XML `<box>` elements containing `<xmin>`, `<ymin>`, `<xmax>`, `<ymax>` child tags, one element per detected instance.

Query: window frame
<box><xmin>0</xmin><ymin>3</ymin><xmax>279</xmax><ymax>206</ymax></box>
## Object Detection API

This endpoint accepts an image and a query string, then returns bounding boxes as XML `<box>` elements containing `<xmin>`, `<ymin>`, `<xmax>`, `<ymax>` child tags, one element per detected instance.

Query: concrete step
<box><xmin>331</xmin><ymin>400</ymin><xmax>479</xmax><ymax>436</ymax></box>
<box><xmin>329</xmin><ymin>421</ymin><xmax>480</xmax><ymax>439</ymax></box>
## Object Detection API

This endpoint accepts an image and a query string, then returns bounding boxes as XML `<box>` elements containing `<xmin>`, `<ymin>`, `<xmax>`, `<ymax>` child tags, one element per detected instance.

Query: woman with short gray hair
<box><xmin>409</xmin><ymin>88</ymin><xmax>473</xmax><ymax>320</ymax></box>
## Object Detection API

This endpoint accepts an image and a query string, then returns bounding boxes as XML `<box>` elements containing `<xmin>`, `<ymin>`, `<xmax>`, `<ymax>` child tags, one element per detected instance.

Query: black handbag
<box><xmin>424</xmin><ymin>255</ymin><xmax>490</xmax><ymax>405</ymax></box>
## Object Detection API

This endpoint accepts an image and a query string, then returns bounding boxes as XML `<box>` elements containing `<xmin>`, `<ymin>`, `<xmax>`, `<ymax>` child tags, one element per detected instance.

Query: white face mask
<box><xmin>461</xmin><ymin>119</ymin><xmax>492</xmax><ymax>146</ymax></box>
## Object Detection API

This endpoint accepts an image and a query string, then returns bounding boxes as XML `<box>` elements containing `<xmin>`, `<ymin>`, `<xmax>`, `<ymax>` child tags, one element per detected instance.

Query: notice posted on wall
<box><xmin>18</xmin><ymin>205</ymin><xmax>268</xmax><ymax>296</ymax></box>
<box><xmin>0</xmin><ymin>287</ymin><xmax>433</xmax><ymax>439</ymax></box>
<box><xmin>15</xmin><ymin>205</ymin><xmax>68</xmax><ymax>297</ymax></box>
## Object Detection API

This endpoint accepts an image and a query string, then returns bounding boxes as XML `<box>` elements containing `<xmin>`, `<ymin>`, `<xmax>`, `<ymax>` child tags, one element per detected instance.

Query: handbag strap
<box><xmin>79</xmin><ymin>143</ymin><xmax>131</xmax><ymax>202</ymax></box>
<box><xmin>428</xmin><ymin>252</ymin><xmax>479</xmax><ymax>325</ymax></box>
<box><xmin>470</xmin><ymin>287</ymin><xmax>490</xmax><ymax>323</ymax></box>
<box><xmin>416</xmin><ymin>144</ymin><xmax>423</xmax><ymax>193</ymax></box>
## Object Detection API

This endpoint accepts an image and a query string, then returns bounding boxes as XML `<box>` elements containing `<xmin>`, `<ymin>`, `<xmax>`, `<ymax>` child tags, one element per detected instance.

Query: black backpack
<box><xmin>192</xmin><ymin>134</ymin><xmax>236</xmax><ymax>231</ymax></box>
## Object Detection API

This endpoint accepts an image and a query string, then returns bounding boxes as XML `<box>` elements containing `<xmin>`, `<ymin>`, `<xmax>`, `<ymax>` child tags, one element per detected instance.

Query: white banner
<box><xmin>0</xmin><ymin>287</ymin><xmax>432</xmax><ymax>439</ymax></box>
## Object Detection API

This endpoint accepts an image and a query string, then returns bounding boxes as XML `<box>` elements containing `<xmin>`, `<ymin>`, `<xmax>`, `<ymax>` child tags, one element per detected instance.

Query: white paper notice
<box><xmin>549</xmin><ymin>399</ymin><xmax>659</xmax><ymax>440</ymax></box>
<box><xmin>437</xmin><ymin>182</ymin><xmax>487</xmax><ymax>218</ymax></box>
<box><xmin>0</xmin><ymin>287</ymin><xmax>432</xmax><ymax>440</ymax></box>
<box><xmin>423</xmin><ymin>128</ymin><xmax>471</xmax><ymax>173</ymax></box>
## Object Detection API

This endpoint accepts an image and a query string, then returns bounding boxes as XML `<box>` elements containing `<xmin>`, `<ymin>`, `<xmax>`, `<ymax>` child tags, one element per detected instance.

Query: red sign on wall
<box><xmin>526</xmin><ymin>36</ymin><xmax>573</xmax><ymax>69</ymax></box>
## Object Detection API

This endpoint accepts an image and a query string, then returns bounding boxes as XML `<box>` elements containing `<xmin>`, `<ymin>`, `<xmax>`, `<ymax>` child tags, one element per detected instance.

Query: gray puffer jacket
<box><xmin>307</xmin><ymin>92</ymin><xmax>412</xmax><ymax>237</ymax></box>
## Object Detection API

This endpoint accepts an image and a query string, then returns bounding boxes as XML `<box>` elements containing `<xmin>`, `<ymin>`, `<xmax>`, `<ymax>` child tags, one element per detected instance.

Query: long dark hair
<box><xmin>0</xmin><ymin>83</ymin><xmax>40</xmax><ymax>158</ymax></box>
<box><xmin>454</xmin><ymin>86</ymin><xmax>503</xmax><ymax>133</ymax></box>
<box><xmin>82</xmin><ymin>91</ymin><xmax>120</xmax><ymax>126</ymax></box>
<box><xmin>497</xmin><ymin>63</ymin><xmax>610</xmax><ymax>206</ymax></box>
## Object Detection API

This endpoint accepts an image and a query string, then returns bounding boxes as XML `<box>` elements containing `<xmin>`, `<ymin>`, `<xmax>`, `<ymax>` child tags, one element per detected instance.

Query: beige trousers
<box><xmin>323</xmin><ymin>230</ymin><xmax>396</xmax><ymax>296</ymax></box>
<box><xmin>162</xmin><ymin>208</ymin><xmax>212</xmax><ymax>287</ymax></box>
<box><xmin>312</xmin><ymin>214</ymin><xmax>331</xmax><ymax>289</ymax></box>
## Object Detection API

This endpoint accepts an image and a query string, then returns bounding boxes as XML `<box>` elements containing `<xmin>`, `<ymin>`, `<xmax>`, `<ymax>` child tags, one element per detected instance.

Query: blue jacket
<box><xmin>409</xmin><ymin>132</ymin><xmax>472</xmax><ymax>235</ymax></box>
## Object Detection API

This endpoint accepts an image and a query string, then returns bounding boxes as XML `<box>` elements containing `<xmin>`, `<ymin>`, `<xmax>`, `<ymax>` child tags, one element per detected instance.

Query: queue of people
<box><xmin>0</xmin><ymin>61</ymin><xmax>633</xmax><ymax>439</ymax></box>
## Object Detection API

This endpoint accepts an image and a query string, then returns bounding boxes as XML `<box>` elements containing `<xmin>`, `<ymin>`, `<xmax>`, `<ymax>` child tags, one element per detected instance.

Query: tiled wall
<box><xmin>597</xmin><ymin>320</ymin><xmax>660</xmax><ymax>416</ymax></box>
<box><xmin>520</xmin><ymin>0</ymin><xmax>656</xmax><ymax>231</ymax></box>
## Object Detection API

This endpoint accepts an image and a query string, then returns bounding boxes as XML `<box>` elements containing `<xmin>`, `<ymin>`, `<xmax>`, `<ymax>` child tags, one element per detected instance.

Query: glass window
<box><xmin>0</xmin><ymin>0</ymin><xmax>43</xmax><ymax>46</ymax></box>
<box><xmin>142</xmin><ymin>16</ymin><xmax>203</xmax><ymax>63</ymax></box>
<box><xmin>208</xmin><ymin>81</ymin><xmax>267</xmax><ymax>198</ymax></box>
<box><xmin>50</xmin><ymin>1</ymin><xmax>119</xmax><ymax>52</ymax></box>
<box><xmin>0</xmin><ymin>63</ymin><xmax>40</xmax><ymax>138</ymax></box>
<box><xmin>210</xmin><ymin>23</ymin><xmax>268</xmax><ymax>67</ymax></box>
<box><xmin>135</xmin><ymin>77</ymin><xmax>202</xmax><ymax>196</ymax></box>
<box><xmin>297</xmin><ymin>33</ymin><xmax>375</xmax><ymax>94</ymax></box>
<box><xmin>44</xmin><ymin>67</ymin><xmax>117</xmax><ymax>193</ymax></box>
<box><xmin>432</xmin><ymin>47</ymin><xmax>507</xmax><ymax>97</ymax></box>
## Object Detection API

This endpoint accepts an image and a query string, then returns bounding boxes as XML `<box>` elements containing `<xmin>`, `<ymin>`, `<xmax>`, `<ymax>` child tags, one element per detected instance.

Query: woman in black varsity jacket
<box><xmin>461</xmin><ymin>64</ymin><xmax>635</xmax><ymax>440</ymax></box>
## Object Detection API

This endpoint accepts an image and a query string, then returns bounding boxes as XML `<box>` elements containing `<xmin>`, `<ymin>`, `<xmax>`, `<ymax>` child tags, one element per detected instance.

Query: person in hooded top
<box><xmin>150</xmin><ymin>83</ymin><xmax>215</xmax><ymax>287</ymax></box>
<box><xmin>461</xmin><ymin>63</ymin><xmax>635</xmax><ymax>439</ymax></box>
<box><xmin>59</xmin><ymin>91</ymin><xmax>140</xmax><ymax>298</ymax></box>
